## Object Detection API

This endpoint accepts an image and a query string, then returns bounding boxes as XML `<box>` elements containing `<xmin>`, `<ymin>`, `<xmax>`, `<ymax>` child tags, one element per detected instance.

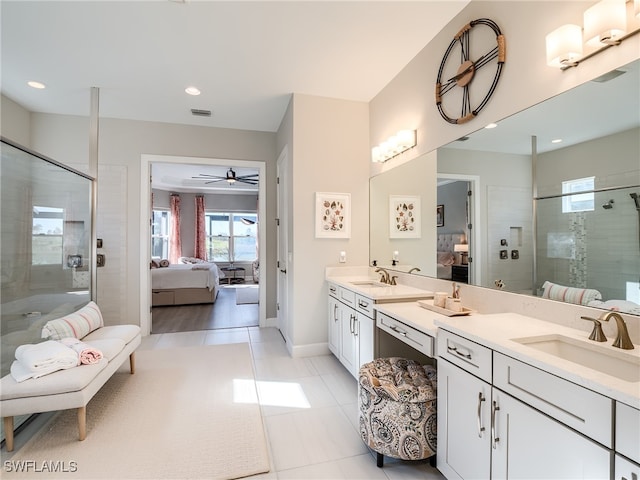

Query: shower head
<box><xmin>602</xmin><ymin>199</ymin><xmax>614</xmax><ymax>209</ymax></box>
<box><xmin>631</xmin><ymin>193</ymin><xmax>640</xmax><ymax>211</ymax></box>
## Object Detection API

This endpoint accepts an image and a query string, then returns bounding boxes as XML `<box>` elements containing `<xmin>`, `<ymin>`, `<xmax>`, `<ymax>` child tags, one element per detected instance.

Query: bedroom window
<box><xmin>205</xmin><ymin>212</ymin><xmax>257</xmax><ymax>263</ymax></box>
<box><xmin>562</xmin><ymin>176</ymin><xmax>594</xmax><ymax>213</ymax></box>
<box><xmin>32</xmin><ymin>206</ymin><xmax>64</xmax><ymax>265</ymax></box>
<box><xmin>151</xmin><ymin>209</ymin><xmax>170</xmax><ymax>259</ymax></box>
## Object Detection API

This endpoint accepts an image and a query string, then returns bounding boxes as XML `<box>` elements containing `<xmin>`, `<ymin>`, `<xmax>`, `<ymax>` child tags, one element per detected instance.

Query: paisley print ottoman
<box><xmin>358</xmin><ymin>357</ymin><xmax>437</xmax><ymax>467</ymax></box>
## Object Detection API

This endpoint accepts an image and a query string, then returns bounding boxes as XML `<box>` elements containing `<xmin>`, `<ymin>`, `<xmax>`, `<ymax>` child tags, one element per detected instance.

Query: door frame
<box><xmin>437</xmin><ymin>173</ymin><xmax>481</xmax><ymax>286</ymax></box>
<box><xmin>139</xmin><ymin>154</ymin><xmax>266</xmax><ymax>336</ymax></box>
<box><xmin>276</xmin><ymin>146</ymin><xmax>290</xmax><ymax>347</ymax></box>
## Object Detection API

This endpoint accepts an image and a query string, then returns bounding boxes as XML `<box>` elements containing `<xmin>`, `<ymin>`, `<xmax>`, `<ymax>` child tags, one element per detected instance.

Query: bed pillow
<box><xmin>41</xmin><ymin>301</ymin><xmax>104</xmax><ymax>340</ymax></box>
<box><xmin>437</xmin><ymin>251</ymin><xmax>456</xmax><ymax>266</ymax></box>
<box><xmin>541</xmin><ymin>281</ymin><xmax>602</xmax><ymax>306</ymax></box>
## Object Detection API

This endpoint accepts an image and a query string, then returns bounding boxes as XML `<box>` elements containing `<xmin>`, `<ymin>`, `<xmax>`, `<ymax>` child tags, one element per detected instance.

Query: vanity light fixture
<box><xmin>371</xmin><ymin>130</ymin><xmax>416</xmax><ymax>163</ymax></box>
<box><xmin>546</xmin><ymin>0</ymin><xmax>640</xmax><ymax>70</ymax></box>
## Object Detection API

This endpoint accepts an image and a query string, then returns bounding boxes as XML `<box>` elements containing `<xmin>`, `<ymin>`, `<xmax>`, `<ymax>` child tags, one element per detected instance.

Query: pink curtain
<box><xmin>195</xmin><ymin>195</ymin><xmax>206</xmax><ymax>260</ymax></box>
<box><xmin>169</xmin><ymin>194</ymin><xmax>182</xmax><ymax>264</ymax></box>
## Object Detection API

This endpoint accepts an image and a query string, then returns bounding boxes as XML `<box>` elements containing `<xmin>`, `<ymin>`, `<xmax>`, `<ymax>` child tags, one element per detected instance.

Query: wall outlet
<box><xmin>511</xmin><ymin>249</ymin><xmax>519</xmax><ymax>259</ymax></box>
<box><xmin>339</xmin><ymin>251</ymin><xmax>346</xmax><ymax>263</ymax></box>
<box><xmin>500</xmin><ymin>250</ymin><xmax>508</xmax><ymax>259</ymax></box>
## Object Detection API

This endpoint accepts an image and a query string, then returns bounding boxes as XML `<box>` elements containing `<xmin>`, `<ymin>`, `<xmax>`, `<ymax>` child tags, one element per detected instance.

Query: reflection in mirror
<box><xmin>1</xmin><ymin>139</ymin><xmax>94</xmax><ymax>377</ymax></box>
<box><xmin>370</xmin><ymin>59</ymin><xmax>640</xmax><ymax>315</ymax></box>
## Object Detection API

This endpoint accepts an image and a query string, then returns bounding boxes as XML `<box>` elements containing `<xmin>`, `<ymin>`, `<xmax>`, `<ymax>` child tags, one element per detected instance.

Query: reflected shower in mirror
<box><xmin>370</xmin><ymin>59</ymin><xmax>640</xmax><ymax>315</ymax></box>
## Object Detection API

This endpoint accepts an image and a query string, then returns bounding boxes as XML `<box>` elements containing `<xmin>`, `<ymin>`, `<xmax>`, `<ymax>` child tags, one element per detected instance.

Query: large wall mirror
<box><xmin>370</xmin><ymin>59</ymin><xmax>640</xmax><ymax>316</ymax></box>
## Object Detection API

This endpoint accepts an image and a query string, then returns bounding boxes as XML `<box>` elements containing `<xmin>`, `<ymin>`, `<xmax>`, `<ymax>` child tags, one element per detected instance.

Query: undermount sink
<box><xmin>349</xmin><ymin>280</ymin><xmax>390</xmax><ymax>288</ymax></box>
<box><xmin>512</xmin><ymin>334</ymin><xmax>640</xmax><ymax>383</ymax></box>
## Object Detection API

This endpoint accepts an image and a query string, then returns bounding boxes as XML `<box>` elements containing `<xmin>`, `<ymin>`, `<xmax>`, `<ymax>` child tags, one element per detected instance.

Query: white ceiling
<box><xmin>1</xmin><ymin>0</ymin><xmax>468</xmax><ymax>133</ymax></box>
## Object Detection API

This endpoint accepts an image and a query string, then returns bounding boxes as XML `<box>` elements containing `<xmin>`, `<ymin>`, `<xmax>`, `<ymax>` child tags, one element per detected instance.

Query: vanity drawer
<box><xmin>339</xmin><ymin>287</ymin><xmax>356</xmax><ymax>306</ymax></box>
<box><xmin>328</xmin><ymin>282</ymin><xmax>339</xmax><ymax>299</ymax></box>
<box><xmin>377</xmin><ymin>312</ymin><xmax>434</xmax><ymax>357</ymax></box>
<box><xmin>355</xmin><ymin>294</ymin><xmax>374</xmax><ymax>318</ymax></box>
<box><xmin>437</xmin><ymin>329</ymin><xmax>492</xmax><ymax>383</ymax></box>
<box><xmin>494</xmin><ymin>352</ymin><xmax>613</xmax><ymax>447</ymax></box>
<box><xmin>616</xmin><ymin>402</ymin><xmax>640</xmax><ymax>463</ymax></box>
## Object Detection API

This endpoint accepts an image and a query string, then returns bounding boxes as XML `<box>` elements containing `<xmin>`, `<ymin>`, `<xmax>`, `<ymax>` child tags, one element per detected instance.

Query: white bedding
<box><xmin>151</xmin><ymin>264</ymin><xmax>220</xmax><ymax>291</ymax></box>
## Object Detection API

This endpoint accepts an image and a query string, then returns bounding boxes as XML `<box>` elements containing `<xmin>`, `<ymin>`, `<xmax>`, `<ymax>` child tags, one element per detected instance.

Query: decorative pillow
<box><xmin>541</xmin><ymin>281</ymin><xmax>602</xmax><ymax>306</ymax></box>
<box><xmin>41</xmin><ymin>301</ymin><xmax>104</xmax><ymax>340</ymax></box>
<box><xmin>437</xmin><ymin>251</ymin><xmax>456</xmax><ymax>266</ymax></box>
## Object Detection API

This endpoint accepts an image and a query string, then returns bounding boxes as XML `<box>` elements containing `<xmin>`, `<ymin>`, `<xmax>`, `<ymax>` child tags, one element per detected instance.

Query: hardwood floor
<box><xmin>151</xmin><ymin>286</ymin><xmax>259</xmax><ymax>334</ymax></box>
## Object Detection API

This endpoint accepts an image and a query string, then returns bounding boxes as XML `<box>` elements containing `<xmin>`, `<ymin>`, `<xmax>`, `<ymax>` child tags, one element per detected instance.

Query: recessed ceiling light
<box><xmin>185</xmin><ymin>86</ymin><xmax>201</xmax><ymax>96</ymax></box>
<box><xmin>485</xmin><ymin>123</ymin><xmax>498</xmax><ymax>129</ymax></box>
<box><xmin>551</xmin><ymin>138</ymin><xmax>563</xmax><ymax>144</ymax></box>
<box><xmin>27</xmin><ymin>81</ymin><xmax>46</xmax><ymax>89</ymax></box>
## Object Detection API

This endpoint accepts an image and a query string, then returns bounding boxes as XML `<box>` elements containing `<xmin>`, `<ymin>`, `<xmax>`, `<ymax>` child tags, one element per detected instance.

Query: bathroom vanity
<box><xmin>326</xmin><ymin>268</ymin><xmax>640</xmax><ymax>480</ymax></box>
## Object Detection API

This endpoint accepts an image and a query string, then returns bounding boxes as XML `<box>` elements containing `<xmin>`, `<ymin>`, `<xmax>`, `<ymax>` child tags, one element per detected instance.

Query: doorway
<box><xmin>139</xmin><ymin>154</ymin><xmax>267</xmax><ymax>337</ymax></box>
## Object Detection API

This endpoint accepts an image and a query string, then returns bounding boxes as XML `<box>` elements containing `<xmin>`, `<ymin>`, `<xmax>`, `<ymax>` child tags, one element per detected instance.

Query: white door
<box><xmin>436</xmin><ymin>359</ymin><xmax>491</xmax><ymax>480</ymax></box>
<box><xmin>276</xmin><ymin>148</ymin><xmax>289</xmax><ymax>343</ymax></box>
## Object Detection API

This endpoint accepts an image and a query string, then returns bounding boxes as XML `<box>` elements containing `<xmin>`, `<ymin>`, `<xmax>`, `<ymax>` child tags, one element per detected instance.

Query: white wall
<box><xmin>1</xmin><ymin>94</ymin><xmax>31</xmax><ymax>147</ymax></box>
<box><xmin>27</xmin><ymin>114</ymin><xmax>278</xmax><ymax>326</ymax></box>
<box><xmin>288</xmin><ymin>94</ymin><xmax>370</xmax><ymax>354</ymax></box>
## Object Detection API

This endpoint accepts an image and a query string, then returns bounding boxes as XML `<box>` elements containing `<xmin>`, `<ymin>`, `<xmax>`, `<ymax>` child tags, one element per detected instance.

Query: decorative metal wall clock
<box><xmin>435</xmin><ymin>18</ymin><xmax>506</xmax><ymax>124</ymax></box>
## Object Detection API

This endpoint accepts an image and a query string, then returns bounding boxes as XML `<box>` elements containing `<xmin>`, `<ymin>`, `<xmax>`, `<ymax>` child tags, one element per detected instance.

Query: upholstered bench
<box><xmin>358</xmin><ymin>357</ymin><xmax>437</xmax><ymax>467</ymax></box>
<box><xmin>0</xmin><ymin>303</ymin><xmax>141</xmax><ymax>452</ymax></box>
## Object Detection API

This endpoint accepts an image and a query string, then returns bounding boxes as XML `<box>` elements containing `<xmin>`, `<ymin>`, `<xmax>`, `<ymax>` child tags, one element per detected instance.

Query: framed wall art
<box><xmin>390</xmin><ymin>195</ymin><xmax>421</xmax><ymax>238</ymax></box>
<box><xmin>437</xmin><ymin>204</ymin><xmax>445</xmax><ymax>227</ymax></box>
<box><xmin>315</xmin><ymin>192</ymin><xmax>351</xmax><ymax>238</ymax></box>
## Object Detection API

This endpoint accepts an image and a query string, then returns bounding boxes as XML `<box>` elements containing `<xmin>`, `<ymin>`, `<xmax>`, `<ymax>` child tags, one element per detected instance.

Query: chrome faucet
<box><xmin>408</xmin><ymin>267</ymin><xmax>421</xmax><ymax>274</ymax></box>
<box><xmin>600</xmin><ymin>311</ymin><xmax>635</xmax><ymax>350</ymax></box>
<box><xmin>375</xmin><ymin>267</ymin><xmax>391</xmax><ymax>285</ymax></box>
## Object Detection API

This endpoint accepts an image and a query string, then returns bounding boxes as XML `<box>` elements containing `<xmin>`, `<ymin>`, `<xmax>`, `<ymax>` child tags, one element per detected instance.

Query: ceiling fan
<box><xmin>193</xmin><ymin>168</ymin><xmax>259</xmax><ymax>186</ymax></box>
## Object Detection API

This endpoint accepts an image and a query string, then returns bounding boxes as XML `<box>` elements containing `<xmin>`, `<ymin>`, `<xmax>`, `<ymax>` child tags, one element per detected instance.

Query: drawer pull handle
<box><xmin>448</xmin><ymin>345</ymin><xmax>472</xmax><ymax>359</ymax></box>
<box><xmin>491</xmin><ymin>400</ymin><xmax>500</xmax><ymax>449</ymax></box>
<box><xmin>333</xmin><ymin>304</ymin><xmax>339</xmax><ymax>322</ymax></box>
<box><xmin>477</xmin><ymin>392</ymin><xmax>486</xmax><ymax>437</ymax></box>
<box><xmin>358</xmin><ymin>300</ymin><xmax>369</xmax><ymax>308</ymax></box>
<box><xmin>390</xmin><ymin>325</ymin><xmax>407</xmax><ymax>337</ymax></box>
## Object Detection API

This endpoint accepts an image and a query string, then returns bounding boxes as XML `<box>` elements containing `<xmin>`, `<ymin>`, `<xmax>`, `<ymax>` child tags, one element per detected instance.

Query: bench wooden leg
<box><xmin>77</xmin><ymin>406</ymin><xmax>86</xmax><ymax>441</ymax></box>
<box><xmin>129</xmin><ymin>352</ymin><xmax>136</xmax><ymax>374</ymax></box>
<box><xmin>3</xmin><ymin>417</ymin><xmax>14</xmax><ymax>452</ymax></box>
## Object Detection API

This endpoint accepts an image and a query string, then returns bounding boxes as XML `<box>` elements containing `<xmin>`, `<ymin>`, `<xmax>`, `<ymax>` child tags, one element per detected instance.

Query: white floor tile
<box><xmin>276</xmin><ymin>454</ymin><xmax>388</xmax><ymax>480</ymax></box>
<box><xmin>153</xmin><ymin>330</ymin><xmax>206</xmax><ymax>349</ymax></box>
<box><xmin>320</xmin><ymin>370</ymin><xmax>358</xmax><ymax>405</ymax></box>
<box><xmin>249</xmin><ymin>326</ymin><xmax>283</xmax><ymax>343</ymax></box>
<box><xmin>265</xmin><ymin>405</ymin><xmax>368</xmax><ymax>471</ymax></box>
<box><xmin>203</xmin><ymin>327</ymin><xmax>250</xmax><ymax>345</ymax></box>
<box><xmin>254</xmin><ymin>355</ymin><xmax>319</xmax><ymax>381</ymax></box>
<box><xmin>258</xmin><ymin>375</ymin><xmax>338</xmax><ymax>417</ymax></box>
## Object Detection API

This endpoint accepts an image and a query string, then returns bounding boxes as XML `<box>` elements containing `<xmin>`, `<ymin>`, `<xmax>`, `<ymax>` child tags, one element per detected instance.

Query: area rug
<box><xmin>235</xmin><ymin>286</ymin><xmax>259</xmax><ymax>305</ymax></box>
<box><xmin>4</xmin><ymin>343</ymin><xmax>270</xmax><ymax>479</ymax></box>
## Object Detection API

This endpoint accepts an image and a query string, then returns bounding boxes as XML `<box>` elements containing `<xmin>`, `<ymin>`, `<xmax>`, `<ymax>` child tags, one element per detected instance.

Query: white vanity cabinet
<box><xmin>437</xmin><ymin>329</ymin><xmax>612</xmax><ymax>480</ymax></box>
<box><xmin>615</xmin><ymin>402</ymin><xmax>640</xmax><ymax>479</ymax></box>
<box><xmin>327</xmin><ymin>282</ymin><xmax>374</xmax><ymax>378</ymax></box>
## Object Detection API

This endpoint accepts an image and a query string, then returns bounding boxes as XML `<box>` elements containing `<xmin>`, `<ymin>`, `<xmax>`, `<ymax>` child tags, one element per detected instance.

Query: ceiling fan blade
<box><xmin>193</xmin><ymin>174</ymin><xmax>225</xmax><ymax>180</ymax></box>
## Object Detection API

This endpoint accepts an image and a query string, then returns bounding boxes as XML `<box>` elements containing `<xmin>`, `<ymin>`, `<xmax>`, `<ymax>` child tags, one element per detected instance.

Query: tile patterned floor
<box><xmin>140</xmin><ymin>327</ymin><xmax>445</xmax><ymax>480</ymax></box>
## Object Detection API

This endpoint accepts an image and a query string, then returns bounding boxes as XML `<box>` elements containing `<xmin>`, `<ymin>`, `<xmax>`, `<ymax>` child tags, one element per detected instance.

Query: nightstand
<box><xmin>451</xmin><ymin>264</ymin><xmax>468</xmax><ymax>284</ymax></box>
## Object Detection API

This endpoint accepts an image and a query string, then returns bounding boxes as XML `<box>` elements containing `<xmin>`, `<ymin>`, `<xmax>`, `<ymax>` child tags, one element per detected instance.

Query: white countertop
<box><xmin>327</xmin><ymin>275</ymin><xmax>433</xmax><ymax>302</ymax></box>
<box><xmin>434</xmin><ymin>313</ymin><xmax>640</xmax><ymax>409</ymax></box>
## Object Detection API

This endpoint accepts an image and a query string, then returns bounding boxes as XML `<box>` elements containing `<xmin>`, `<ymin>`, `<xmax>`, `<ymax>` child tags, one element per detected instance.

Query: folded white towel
<box><xmin>11</xmin><ymin>340</ymin><xmax>79</xmax><ymax>382</ymax></box>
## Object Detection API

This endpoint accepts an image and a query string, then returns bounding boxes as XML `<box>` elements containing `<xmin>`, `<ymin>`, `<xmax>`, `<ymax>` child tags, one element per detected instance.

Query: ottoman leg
<box><xmin>376</xmin><ymin>452</ymin><xmax>384</xmax><ymax>468</ymax></box>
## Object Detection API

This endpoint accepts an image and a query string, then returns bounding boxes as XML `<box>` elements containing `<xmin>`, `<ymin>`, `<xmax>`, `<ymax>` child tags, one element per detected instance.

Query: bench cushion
<box><xmin>83</xmin><ymin>325</ymin><xmax>140</xmax><ymax>344</ymax></box>
<box><xmin>1</xmin><ymin>360</ymin><xmax>108</xmax><ymax>401</ymax></box>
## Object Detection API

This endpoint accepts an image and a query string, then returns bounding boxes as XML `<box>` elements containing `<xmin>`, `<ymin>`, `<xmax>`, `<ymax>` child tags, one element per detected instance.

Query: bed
<box><xmin>151</xmin><ymin>263</ymin><xmax>222</xmax><ymax>306</ymax></box>
<box><xmin>436</xmin><ymin>233</ymin><xmax>465</xmax><ymax>280</ymax></box>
